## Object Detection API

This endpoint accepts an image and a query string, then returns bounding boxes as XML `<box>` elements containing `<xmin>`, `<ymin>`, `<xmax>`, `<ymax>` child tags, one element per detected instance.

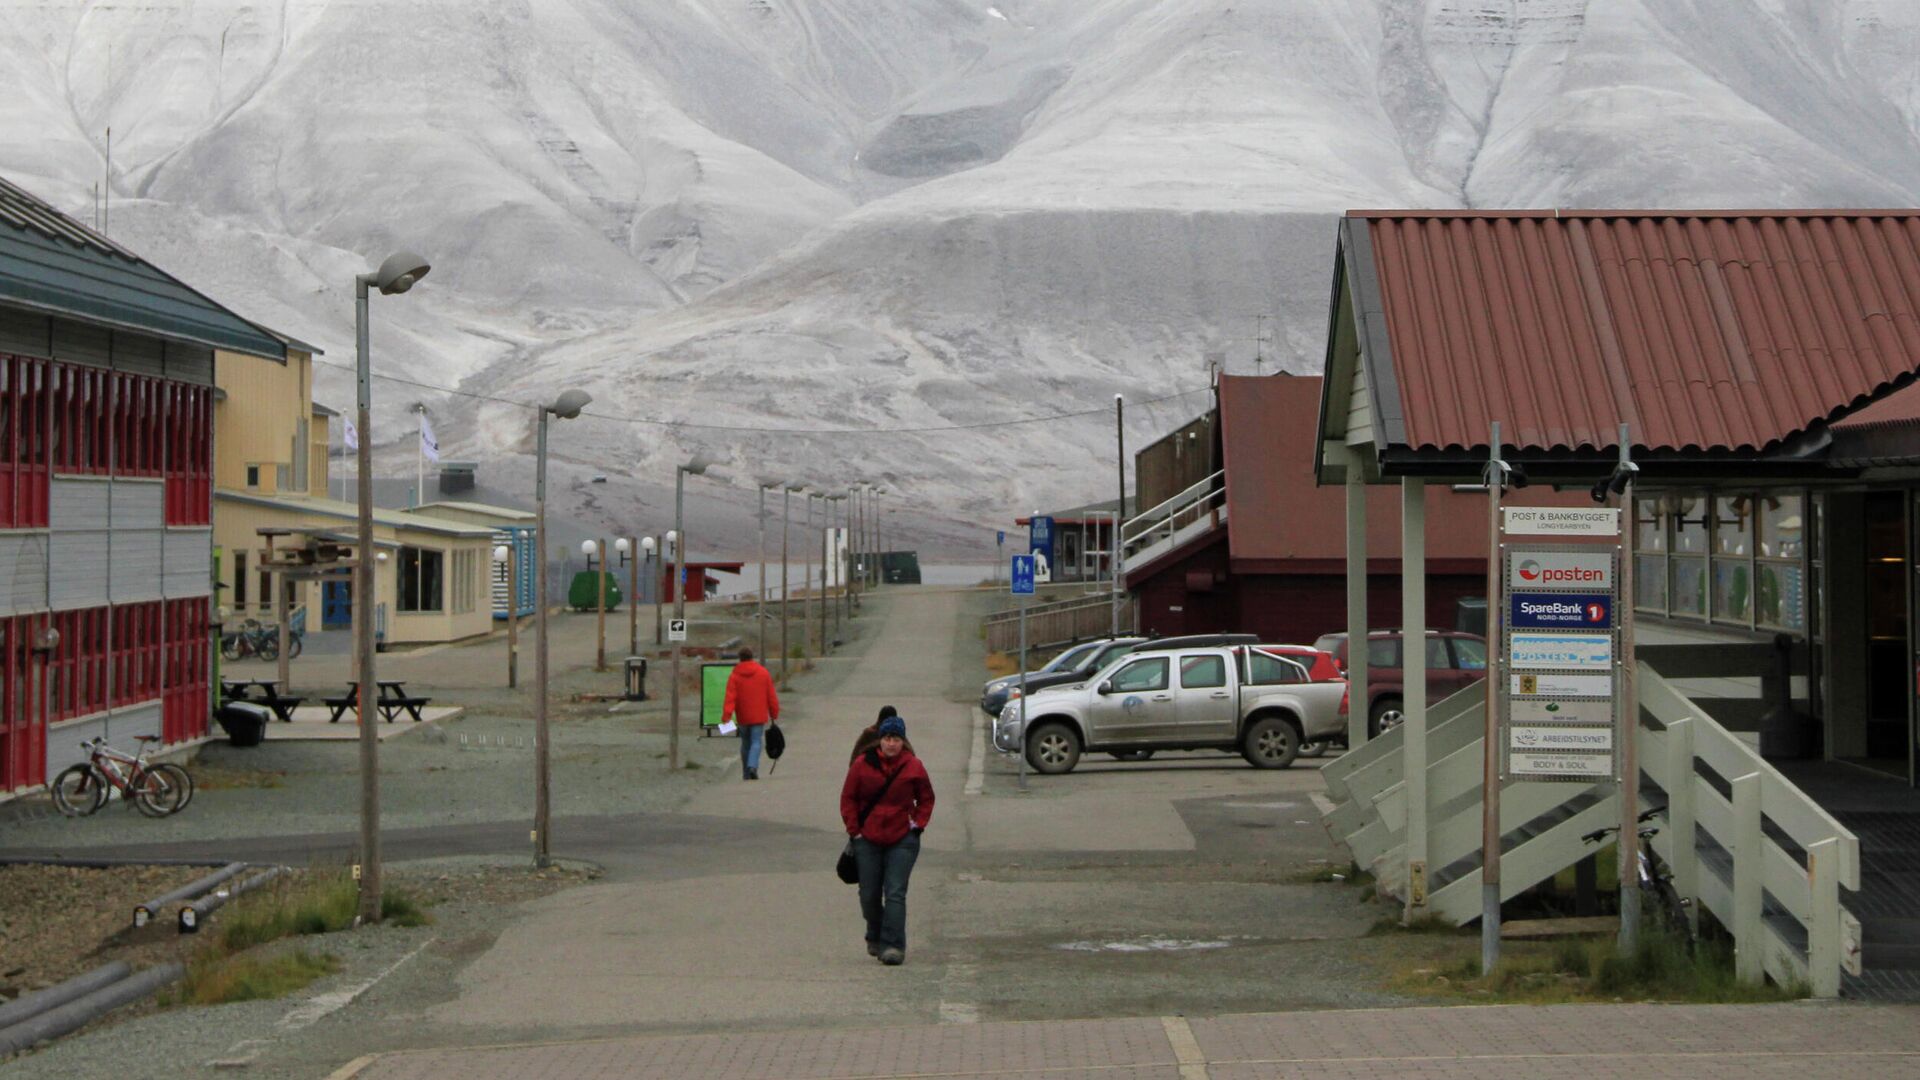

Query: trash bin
<box><xmin>624</xmin><ymin>656</ymin><xmax>648</xmax><ymax>702</ymax></box>
<box><xmin>1454</xmin><ymin>596</ymin><xmax>1488</xmax><ymax>637</ymax></box>
<box><xmin>217</xmin><ymin>702</ymin><xmax>271</xmax><ymax>748</ymax></box>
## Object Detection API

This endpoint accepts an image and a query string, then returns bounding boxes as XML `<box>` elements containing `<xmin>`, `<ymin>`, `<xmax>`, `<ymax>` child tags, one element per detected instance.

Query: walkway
<box><xmin>337</xmin><ymin>1002</ymin><xmax>1920</xmax><ymax>1080</ymax></box>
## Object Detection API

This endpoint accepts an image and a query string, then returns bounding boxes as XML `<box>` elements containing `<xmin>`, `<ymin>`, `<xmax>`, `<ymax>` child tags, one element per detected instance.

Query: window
<box><xmin>1179</xmin><ymin>654</ymin><xmax>1226</xmax><ymax>689</ymax></box>
<box><xmin>246</xmin><ymin>465</ymin><xmax>260</xmax><ymax>487</ymax></box>
<box><xmin>111</xmin><ymin>601</ymin><xmax>163</xmax><ymax>706</ymax></box>
<box><xmin>48</xmin><ymin>607</ymin><xmax>109</xmax><ymax>722</ymax></box>
<box><xmin>1635</xmin><ymin>488</ymin><xmax>1810</xmax><ymax>632</ymax></box>
<box><xmin>290</xmin><ymin>418</ymin><xmax>309</xmax><ymax>492</ymax></box>
<box><xmin>1110</xmin><ymin>657</ymin><xmax>1169</xmax><ymax>693</ymax></box>
<box><xmin>399</xmin><ymin>546</ymin><xmax>444</xmax><ymax>612</ymax></box>
<box><xmin>1452</xmin><ymin>637</ymin><xmax>1487</xmax><ymax>671</ymax></box>
<box><xmin>1425</xmin><ymin>636</ymin><xmax>1451</xmax><ymax>669</ymax></box>
<box><xmin>258</xmin><ymin>569</ymin><xmax>272</xmax><ymax>612</ymax></box>
<box><xmin>1247</xmin><ymin>651</ymin><xmax>1307</xmax><ymax>685</ymax></box>
<box><xmin>233</xmin><ymin>551</ymin><xmax>248</xmax><ymax>609</ymax></box>
<box><xmin>1050</xmin><ymin>642</ymin><xmax>1098</xmax><ymax>673</ymax></box>
<box><xmin>1366</xmin><ymin>637</ymin><xmax>1399</xmax><ymax>669</ymax></box>
<box><xmin>452</xmin><ymin>549</ymin><xmax>477</xmax><ymax>615</ymax></box>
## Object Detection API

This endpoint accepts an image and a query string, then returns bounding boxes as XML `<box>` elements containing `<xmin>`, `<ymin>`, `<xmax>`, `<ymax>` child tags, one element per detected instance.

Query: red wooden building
<box><xmin>0</xmin><ymin>175</ymin><xmax>286</xmax><ymax>795</ymax></box>
<box><xmin>1122</xmin><ymin>374</ymin><xmax>1509</xmax><ymax>644</ymax></box>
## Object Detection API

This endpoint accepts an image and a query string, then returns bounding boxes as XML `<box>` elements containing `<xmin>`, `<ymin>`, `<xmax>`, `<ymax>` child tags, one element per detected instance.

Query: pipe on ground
<box><xmin>0</xmin><ymin>963</ymin><xmax>183</xmax><ymax>1058</ymax></box>
<box><xmin>180</xmin><ymin>866</ymin><xmax>285</xmax><ymax>933</ymax></box>
<box><xmin>133</xmin><ymin>862</ymin><xmax>247</xmax><ymax>928</ymax></box>
<box><xmin>0</xmin><ymin>963</ymin><xmax>131</xmax><ymax>1030</ymax></box>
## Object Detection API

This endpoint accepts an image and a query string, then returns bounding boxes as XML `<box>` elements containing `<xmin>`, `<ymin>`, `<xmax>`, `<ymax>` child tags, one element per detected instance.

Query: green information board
<box><xmin>701</xmin><ymin>662</ymin><xmax>738</xmax><ymax>730</ymax></box>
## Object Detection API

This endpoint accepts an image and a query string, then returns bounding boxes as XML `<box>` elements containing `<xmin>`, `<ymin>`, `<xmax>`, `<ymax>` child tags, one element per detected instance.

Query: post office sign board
<box><xmin>1512</xmin><ymin>672</ymin><xmax>1612</xmax><ymax>697</ymax></box>
<box><xmin>1508</xmin><ymin>551</ymin><xmax>1614</xmax><ymax>591</ymax></box>
<box><xmin>1509</xmin><ymin>632</ymin><xmax>1613</xmax><ymax>670</ymax></box>
<box><xmin>1510</xmin><ymin>725</ymin><xmax>1614</xmax><ymax>752</ymax></box>
<box><xmin>1509</xmin><ymin>751</ymin><xmax>1615</xmax><ymax>778</ymax></box>
<box><xmin>1503</xmin><ymin>507</ymin><xmax>1620</xmax><ymax>537</ymax></box>
<box><xmin>1510</xmin><ymin>593</ymin><xmax>1611</xmax><ymax>629</ymax></box>
<box><xmin>1510</xmin><ymin>698</ymin><xmax>1612</xmax><ymax>725</ymax></box>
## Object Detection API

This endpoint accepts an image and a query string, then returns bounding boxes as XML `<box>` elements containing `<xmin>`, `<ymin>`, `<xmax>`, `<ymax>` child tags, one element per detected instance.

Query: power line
<box><xmin>311</xmin><ymin>356</ymin><xmax>1213</xmax><ymax>436</ymax></box>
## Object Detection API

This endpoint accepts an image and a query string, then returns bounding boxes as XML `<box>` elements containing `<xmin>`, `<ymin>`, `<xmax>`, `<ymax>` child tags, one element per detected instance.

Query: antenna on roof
<box><xmin>103</xmin><ymin>126</ymin><xmax>111</xmax><ymax>237</ymax></box>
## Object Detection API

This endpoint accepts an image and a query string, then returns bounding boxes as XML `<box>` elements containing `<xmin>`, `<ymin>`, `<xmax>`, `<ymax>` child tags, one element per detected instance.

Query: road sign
<box><xmin>997</xmin><ymin>530</ymin><xmax>1006</xmax><ymax>545</ymax></box>
<box><xmin>1010</xmin><ymin>554</ymin><xmax>1036</xmax><ymax>596</ymax></box>
<box><xmin>668</xmin><ymin>618</ymin><xmax>688</xmax><ymax>642</ymax></box>
<box><xmin>1502</xmin><ymin>507</ymin><xmax>1619</xmax><ymax>537</ymax></box>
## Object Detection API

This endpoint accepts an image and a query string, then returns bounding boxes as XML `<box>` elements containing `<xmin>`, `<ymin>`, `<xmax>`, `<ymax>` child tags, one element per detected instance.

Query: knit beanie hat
<box><xmin>877</xmin><ymin>716</ymin><xmax>907</xmax><ymax>739</ymax></box>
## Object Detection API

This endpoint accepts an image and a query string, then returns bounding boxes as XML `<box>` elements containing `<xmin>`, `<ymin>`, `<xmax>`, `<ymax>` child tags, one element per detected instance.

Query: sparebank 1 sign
<box><xmin>1509</xmin><ymin>593</ymin><xmax>1611</xmax><ymax>629</ymax></box>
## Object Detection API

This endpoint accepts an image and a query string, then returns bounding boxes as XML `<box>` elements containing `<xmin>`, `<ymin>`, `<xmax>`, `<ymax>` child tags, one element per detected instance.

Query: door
<box><xmin>1174</xmin><ymin>652</ymin><xmax>1237</xmax><ymax>741</ymax></box>
<box><xmin>1088</xmin><ymin>655</ymin><xmax>1175</xmax><ymax>746</ymax></box>
<box><xmin>322</xmin><ymin>580</ymin><xmax>353</xmax><ymax>630</ymax></box>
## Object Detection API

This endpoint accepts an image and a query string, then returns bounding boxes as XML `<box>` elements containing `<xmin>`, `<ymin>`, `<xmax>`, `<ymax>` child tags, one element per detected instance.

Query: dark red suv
<box><xmin>1310</xmin><ymin>630</ymin><xmax>1488</xmax><ymax>737</ymax></box>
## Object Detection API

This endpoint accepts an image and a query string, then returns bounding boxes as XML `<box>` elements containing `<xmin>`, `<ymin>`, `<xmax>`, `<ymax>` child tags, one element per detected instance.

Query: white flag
<box><xmin>419</xmin><ymin>412</ymin><xmax>440</xmax><ymax>463</ymax></box>
<box><xmin>343</xmin><ymin>418</ymin><xmax>359</xmax><ymax>450</ymax></box>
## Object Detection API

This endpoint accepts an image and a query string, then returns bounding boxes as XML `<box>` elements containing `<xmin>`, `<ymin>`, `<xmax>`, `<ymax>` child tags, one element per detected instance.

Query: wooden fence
<box><xmin>984</xmin><ymin>593</ymin><xmax>1132</xmax><ymax>655</ymax></box>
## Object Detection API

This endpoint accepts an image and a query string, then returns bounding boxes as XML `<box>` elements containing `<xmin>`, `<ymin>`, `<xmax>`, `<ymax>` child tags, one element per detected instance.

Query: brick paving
<box><xmin>340</xmin><ymin>1003</ymin><xmax>1920</xmax><ymax>1080</ymax></box>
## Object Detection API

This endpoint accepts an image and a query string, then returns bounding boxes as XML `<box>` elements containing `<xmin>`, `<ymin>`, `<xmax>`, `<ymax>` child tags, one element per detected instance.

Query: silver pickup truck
<box><xmin>991</xmin><ymin>644</ymin><xmax>1347</xmax><ymax>774</ymax></box>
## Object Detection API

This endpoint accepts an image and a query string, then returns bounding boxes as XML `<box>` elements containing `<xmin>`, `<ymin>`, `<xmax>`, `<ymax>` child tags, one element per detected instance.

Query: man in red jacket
<box><xmin>840</xmin><ymin>715</ymin><xmax>935</xmax><ymax>964</ymax></box>
<box><xmin>721</xmin><ymin>647</ymin><xmax>779</xmax><ymax>780</ymax></box>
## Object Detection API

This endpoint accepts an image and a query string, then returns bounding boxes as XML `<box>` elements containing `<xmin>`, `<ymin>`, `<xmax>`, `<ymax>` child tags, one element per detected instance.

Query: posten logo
<box><xmin>1517</xmin><ymin>558</ymin><xmax>1604</xmax><ymax>584</ymax></box>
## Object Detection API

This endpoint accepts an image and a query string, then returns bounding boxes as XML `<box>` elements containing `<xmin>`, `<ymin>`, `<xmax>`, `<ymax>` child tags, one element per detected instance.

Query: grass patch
<box><xmin>1370</xmin><ymin>912</ymin><xmax>1469</xmax><ymax>936</ymax></box>
<box><xmin>984</xmin><ymin>651</ymin><xmax>1018</xmax><ymax>678</ymax></box>
<box><xmin>165</xmin><ymin>949</ymin><xmax>340</xmax><ymax>1006</ymax></box>
<box><xmin>1393</xmin><ymin>924</ymin><xmax>1809</xmax><ymax>1005</ymax></box>
<box><xmin>216</xmin><ymin>871</ymin><xmax>431</xmax><ymax>954</ymax></box>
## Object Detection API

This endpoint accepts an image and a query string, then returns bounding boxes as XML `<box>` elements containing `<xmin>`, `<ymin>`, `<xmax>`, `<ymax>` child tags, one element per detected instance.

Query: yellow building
<box><xmin>211</xmin><ymin>341</ymin><xmax>493</xmax><ymax>646</ymax></box>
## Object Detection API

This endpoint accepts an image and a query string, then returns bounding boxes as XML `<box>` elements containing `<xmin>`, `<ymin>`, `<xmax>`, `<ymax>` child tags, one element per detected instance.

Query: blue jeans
<box><xmin>739</xmin><ymin>723</ymin><xmax>764</xmax><ymax>775</ymax></box>
<box><xmin>853</xmin><ymin>832</ymin><xmax>921</xmax><ymax>951</ymax></box>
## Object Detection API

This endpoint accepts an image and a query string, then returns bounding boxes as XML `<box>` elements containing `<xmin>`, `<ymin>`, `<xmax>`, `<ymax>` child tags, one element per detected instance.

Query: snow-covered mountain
<box><xmin>6</xmin><ymin>0</ymin><xmax>1920</xmax><ymax>556</ymax></box>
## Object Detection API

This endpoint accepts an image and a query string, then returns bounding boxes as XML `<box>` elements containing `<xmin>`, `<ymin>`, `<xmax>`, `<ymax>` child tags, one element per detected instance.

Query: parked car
<box><xmin>981</xmin><ymin>637</ymin><xmax>1145</xmax><ymax>717</ymax></box>
<box><xmin>1309</xmin><ymin>629</ymin><xmax>1487</xmax><ymax>738</ymax></box>
<box><xmin>992</xmin><ymin>642</ymin><xmax>1346</xmax><ymax>774</ymax></box>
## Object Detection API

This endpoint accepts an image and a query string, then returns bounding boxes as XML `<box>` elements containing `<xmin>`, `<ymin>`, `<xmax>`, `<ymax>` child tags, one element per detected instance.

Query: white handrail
<box><xmin>1121</xmin><ymin>470</ymin><xmax>1223</xmax><ymax>541</ymax></box>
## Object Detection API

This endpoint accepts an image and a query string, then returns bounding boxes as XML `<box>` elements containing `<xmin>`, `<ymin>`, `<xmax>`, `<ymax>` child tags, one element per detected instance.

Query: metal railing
<box><xmin>1320</xmin><ymin>664</ymin><xmax>1860</xmax><ymax>996</ymax></box>
<box><xmin>1120</xmin><ymin>470</ymin><xmax>1225</xmax><ymax>568</ymax></box>
<box><xmin>983</xmin><ymin>593</ymin><xmax>1132</xmax><ymax>654</ymax></box>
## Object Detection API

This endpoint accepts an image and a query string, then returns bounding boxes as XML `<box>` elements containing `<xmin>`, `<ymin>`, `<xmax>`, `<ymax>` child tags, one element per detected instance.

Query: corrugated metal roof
<box><xmin>216</xmin><ymin>491</ymin><xmax>497</xmax><ymax>538</ymax></box>
<box><xmin>1351</xmin><ymin>210</ymin><xmax>1920</xmax><ymax>455</ymax></box>
<box><xmin>0</xmin><ymin>174</ymin><xmax>286</xmax><ymax>360</ymax></box>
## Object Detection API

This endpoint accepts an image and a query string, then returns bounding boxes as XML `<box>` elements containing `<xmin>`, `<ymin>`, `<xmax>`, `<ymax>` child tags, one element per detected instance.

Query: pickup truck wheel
<box><xmin>1297</xmin><ymin>740</ymin><xmax>1328</xmax><ymax>758</ymax></box>
<box><xmin>1242</xmin><ymin>716</ymin><xmax>1300</xmax><ymax>769</ymax></box>
<box><xmin>1108</xmin><ymin>750</ymin><xmax>1155</xmax><ymax>762</ymax></box>
<box><xmin>1026</xmin><ymin>722</ymin><xmax>1081</xmax><ymax>774</ymax></box>
<box><xmin>1368</xmin><ymin>697</ymin><xmax>1404</xmax><ymax>739</ymax></box>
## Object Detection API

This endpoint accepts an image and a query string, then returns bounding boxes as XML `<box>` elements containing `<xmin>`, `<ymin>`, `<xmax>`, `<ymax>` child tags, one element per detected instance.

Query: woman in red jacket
<box><xmin>839</xmin><ymin>715</ymin><xmax>934</xmax><ymax>965</ymax></box>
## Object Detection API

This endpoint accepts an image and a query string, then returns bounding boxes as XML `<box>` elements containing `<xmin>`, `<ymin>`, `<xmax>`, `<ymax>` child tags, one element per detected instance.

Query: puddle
<box><xmin>1053</xmin><ymin>937</ymin><xmax>1235</xmax><ymax>953</ymax></box>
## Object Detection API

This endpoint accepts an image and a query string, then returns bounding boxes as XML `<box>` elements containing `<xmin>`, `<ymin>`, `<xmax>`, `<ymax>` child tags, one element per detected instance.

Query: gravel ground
<box><xmin>0</xmin><ymin>864</ymin><xmax>213</xmax><ymax>999</ymax></box>
<box><xmin>1</xmin><ymin>858</ymin><xmax>598</xmax><ymax>1080</ymax></box>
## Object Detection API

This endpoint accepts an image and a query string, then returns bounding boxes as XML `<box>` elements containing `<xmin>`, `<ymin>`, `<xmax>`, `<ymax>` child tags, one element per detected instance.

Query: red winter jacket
<box><xmin>721</xmin><ymin>660</ymin><xmax>779</xmax><ymax>726</ymax></box>
<box><xmin>840</xmin><ymin>749</ymin><xmax>934</xmax><ymax>846</ymax></box>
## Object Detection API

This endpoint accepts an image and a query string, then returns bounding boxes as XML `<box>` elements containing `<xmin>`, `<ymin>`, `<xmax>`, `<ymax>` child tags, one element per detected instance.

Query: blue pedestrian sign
<box><xmin>997</xmin><ymin>530</ymin><xmax>1006</xmax><ymax>545</ymax></box>
<box><xmin>1011</xmin><ymin>554</ymin><xmax>1037</xmax><ymax>596</ymax></box>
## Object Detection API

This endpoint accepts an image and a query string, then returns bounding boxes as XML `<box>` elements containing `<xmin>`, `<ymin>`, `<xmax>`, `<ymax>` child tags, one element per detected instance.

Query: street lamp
<box><xmin>757</xmin><ymin>480</ymin><xmax>777</xmax><ymax>662</ymax></box>
<box><xmin>781</xmin><ymin>484</ymin><xmax>803</xmax><ymax>682</ymax></box>
<box><xmin>669</xmin><ymin>455</ymin><xmax>714</xmax><ymax>771</ymax></box>
<box><xmin>534</xmin><ymin>386</ymin><xmax>591</xmax><ymax>869</ymax></box>
<box><xmin>352</xmin><ymin>249</ymin><xmax>430</xmax><ymax>926</ymax></box>
<box><xmin>493</xmin><ymin>543</ymin><xmax>518</xmax><ymax>688</ymax></box>
<box><xmin>582</xmin><ymin>538</ymin><xmax>608</xmax><ymax>671</ymax></box>
<box><xmin>659</xmin><ymin>529</ymin><xmax>677</xmax><ymax>646</ymax></box>
<box><xmin>616</xmin><ymin>536</ymin><xmax>638</xmax><ymax>659</ymax></box>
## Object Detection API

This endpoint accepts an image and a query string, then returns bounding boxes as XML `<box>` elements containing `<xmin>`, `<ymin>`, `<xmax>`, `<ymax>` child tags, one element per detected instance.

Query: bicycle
<box><xmin>1582</xmin><ymin>805</ymin><xmax>1692</xmax><ymax>942</ymax></box>
<box><xmin>221</xmin><ymin>619</ymin><xmax>302</xmax><ymax>661</ymax></box>
<box><xmin>50</xmin><ymin>736</ymin><xmax>195</xmax><ymax>818</ymax></box>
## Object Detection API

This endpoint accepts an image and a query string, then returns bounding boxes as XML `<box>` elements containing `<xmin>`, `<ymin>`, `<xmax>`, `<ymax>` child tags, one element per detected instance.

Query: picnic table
<box><xmin>323</xmin><ymin>680</ymin><xmax>433</xmax><ymax>724</ymax></box>
<box><xmin>220</xmin><ymin>678</ymin><xmax>305</xmax><ymax>722</ymax></box>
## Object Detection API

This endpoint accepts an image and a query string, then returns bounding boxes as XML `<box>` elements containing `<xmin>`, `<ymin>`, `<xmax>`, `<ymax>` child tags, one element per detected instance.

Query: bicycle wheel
<box><xmin>286</xmin><ymin>634</ymin><xmax>304</xmax><ymax>660</ymax></box>
<box><xmin>256</xmin><ymin>634</ymin><xmax>279</xmax><ymax>660</ymax></box>
<box><xmin>221</xmin><ymin>634</ymin><xmax>243</xmax><ymax>661</ymax></box>
<box><xmin>132</xmin><ymin>766</ymin><xmax>187</xmax><ymax>817</ymax></box>
<box><xmin>150</xmin><ymin>763</ymin><xmax>195</xmax><ymax>813</ymax></box>
<box><xmin>51</xmin><ymin>764</ymin><xmax>107</xmax><ymax>817</ymax></box>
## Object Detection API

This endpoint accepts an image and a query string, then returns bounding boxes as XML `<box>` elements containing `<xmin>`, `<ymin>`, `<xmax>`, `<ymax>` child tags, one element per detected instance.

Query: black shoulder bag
<box><xmin>836</xmin><ymin>761</ymin><xmax>902</xmax><ymax>885</ymax></box>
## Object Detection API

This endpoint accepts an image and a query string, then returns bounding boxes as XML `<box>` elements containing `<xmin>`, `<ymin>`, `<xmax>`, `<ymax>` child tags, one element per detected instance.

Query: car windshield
<box><xmin>1045</xmin><ymin>643</ymin><xmax>1099</xmax><ymax>673</ymax></box>
<box><xmin>1311</xmin><ymin>634</ymin><xmax>1343</xmax><ymax>658</ymax></box>
<box><xmin>1452</xmin><ymin>637</ymin><xmax>1488</xmax><ymax>670</ymax></box>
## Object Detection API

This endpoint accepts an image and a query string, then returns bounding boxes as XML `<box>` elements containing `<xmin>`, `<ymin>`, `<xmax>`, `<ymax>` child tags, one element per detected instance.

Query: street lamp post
<box><xmin>583</xmin><ymin>539</ymin><xmax>608</xmax><ymax>671</ymax></box>
<box><xmin>802</xmin><ymin>492</ymin><xmax>817</xmax><ymax>660</ymax></box>
<box><xmin>493</xmin><ymin>543</ymin><xmax>517</xmax><ymax>688</ymax></box>
<box><xmin>669</xmin><ymin>455</ymin><xmax>712</xmax><ymax>771</ymax></box>
<box><xmin>640</xmin><ymin>536</ymin><xmax>657</xmax><ymax>650</ymax></box>
<box><xmin>781</xmin><ymin>485</ymin><xmax>800</xmax><ymax>681</ymax></box>
<box><xmin>873</xmin><ymin>488</ymin><xmax>885</xmax><ymax>587</ymax></box>
<box><xmin>352</xmin><ymin>250</ymin><xmax>430</xmax><ymax>925</ymax></box>
<box><xmin>653</xmin><ymin>532</ymin><xmax>666</xmax><ymax>645</ymax></box>
<box><xmin>618</xmin><ymin>536</ymin><xmax>637</xmax><ymax>659</ymax></box>
<box><xmin>535</xmin><ymin>388</ymin><xmax>591</xmax><ymax>869</ymax></box>
<box><xmin>757</xmin><ymin>482</ymin><xmax>771</xmax><ymax>662</ymax></box>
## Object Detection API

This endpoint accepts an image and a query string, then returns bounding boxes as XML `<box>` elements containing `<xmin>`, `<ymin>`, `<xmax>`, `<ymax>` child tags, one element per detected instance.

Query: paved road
<box><xmin>339</xmin><ymin>1002</ymin><xmax>1920</xmax><ymax>1079</ymax></box>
